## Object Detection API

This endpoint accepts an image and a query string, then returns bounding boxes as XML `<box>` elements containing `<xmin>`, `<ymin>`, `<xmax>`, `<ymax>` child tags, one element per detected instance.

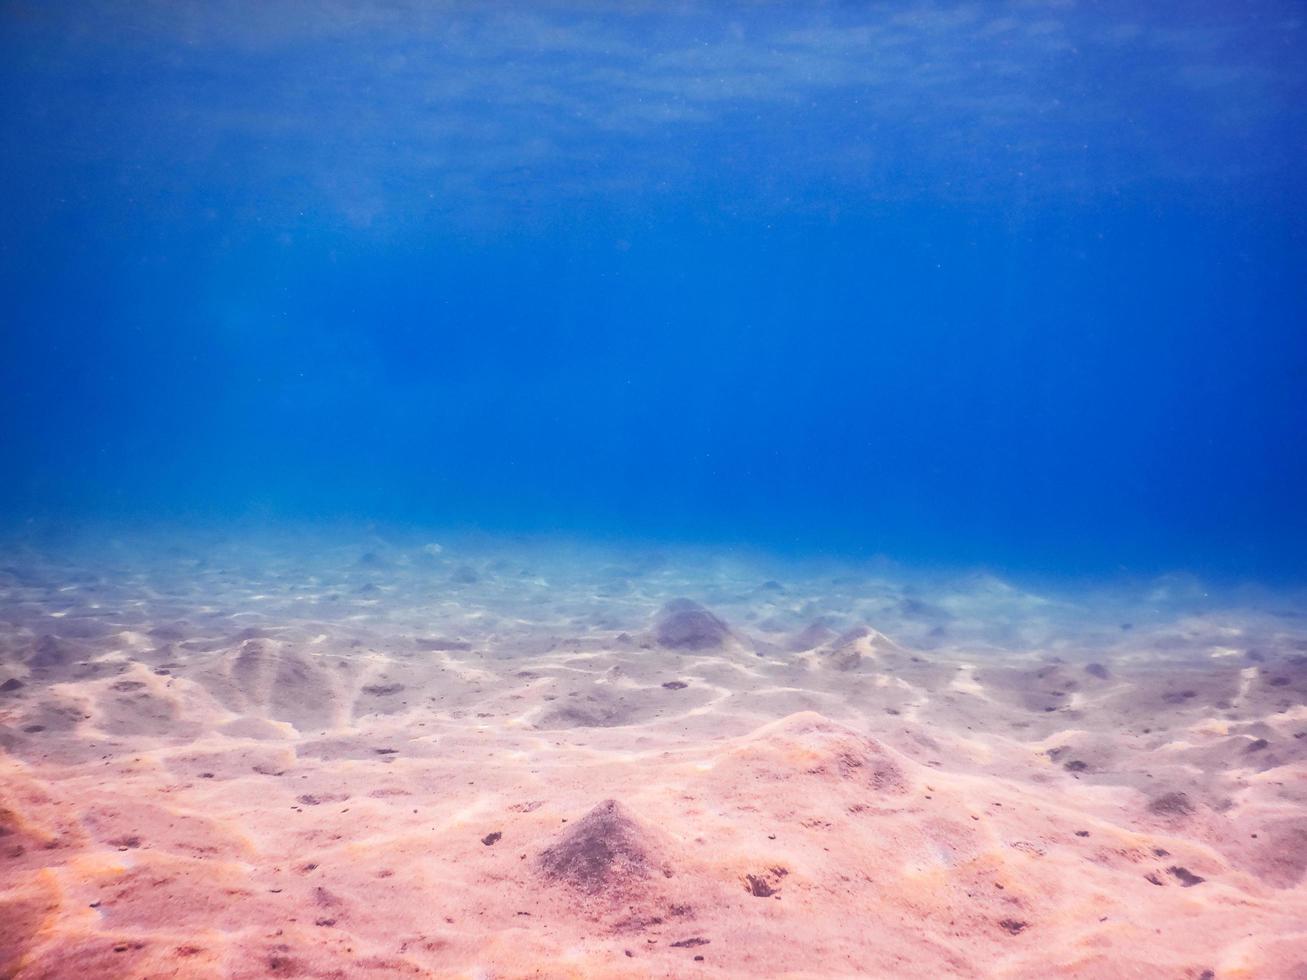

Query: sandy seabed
<box><xmin>1</xmin><ymin>529</ymin><xmax>1305</xmax><ymax>979</ymax></box>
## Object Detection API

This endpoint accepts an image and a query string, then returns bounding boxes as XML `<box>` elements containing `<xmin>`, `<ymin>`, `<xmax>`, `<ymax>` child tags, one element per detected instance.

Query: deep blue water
<box><xmin>2</xmin><ymin>1</ymin><xmax>1305</xmax><ymax>578</ymax></box>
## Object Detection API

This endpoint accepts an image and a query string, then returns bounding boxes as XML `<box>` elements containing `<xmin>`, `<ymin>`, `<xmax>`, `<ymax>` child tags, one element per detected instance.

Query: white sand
<box><xmin>1</xmin><ymin>531</ymin><xmax>1305</xmax><ymax>978</ymax></box>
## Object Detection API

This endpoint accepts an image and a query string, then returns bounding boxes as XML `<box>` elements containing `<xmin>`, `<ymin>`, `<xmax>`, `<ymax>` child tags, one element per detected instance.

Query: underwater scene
<box><xmin>2</xmin><ymin>2</ymin><xmax>1306</xmax><ymax>978</ymax></box>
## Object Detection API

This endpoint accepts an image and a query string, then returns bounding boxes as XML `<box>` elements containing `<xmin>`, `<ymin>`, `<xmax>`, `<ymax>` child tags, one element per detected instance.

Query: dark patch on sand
<box><xmin>361</xmin><ymin>683</ymin><xmax>405</xmax><ymax>696</ymax></box>
<box><xmin>1168</xmin><ymin>866</ymin><xmax>1205</xmax><ymax>887</ymax></box>
<box><xmin>1147</xmin><ymin>792</ymin><xmax>1195</xmax><ymax>818</ymax></box>
<box><xmin>743</xmin><ymin>873</ymin><xmax>778</xmax><ymax>897</ymax></box>
<box><xmin>415</xmin><ymin>638</ymin><xmax>472</xmax><ymax>652</ymax></box>
<box><xmin>823</xmin><ymin>744</ymin><xmax>909</xmax><ymax>795</ymax></box>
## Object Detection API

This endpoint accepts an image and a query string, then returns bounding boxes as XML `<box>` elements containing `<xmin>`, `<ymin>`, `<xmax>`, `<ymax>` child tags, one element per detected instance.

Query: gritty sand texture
<box><xmin>1</xmin><ymin>531</ymin><xmax>1306</xmax><ymax>978</ymax></box>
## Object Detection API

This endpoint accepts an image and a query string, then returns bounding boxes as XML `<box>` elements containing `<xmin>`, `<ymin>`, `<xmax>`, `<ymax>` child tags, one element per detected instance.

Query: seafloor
<box><xmin>1</xmin><ymin>529</ymin><xmax>1305</xmax><ymax>979</ymax></box>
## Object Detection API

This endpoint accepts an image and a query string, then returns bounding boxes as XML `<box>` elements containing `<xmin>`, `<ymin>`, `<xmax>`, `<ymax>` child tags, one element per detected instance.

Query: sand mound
<box><xmin>536</xmin><ymin>799</ymin><xmax>665</xmax><ymax>899</ymax></box>
<box><xmin>806</xmin><ymin>625</ymin><xmax>903</xmax><ymax>671</ymax></box>
<box><xmin>654</xmin><ymin>598</ymin><xmax>732</xmax><ymax>650</ymax></box>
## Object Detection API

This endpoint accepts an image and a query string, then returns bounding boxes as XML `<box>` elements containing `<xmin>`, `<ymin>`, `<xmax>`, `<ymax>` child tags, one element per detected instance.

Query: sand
<box><xmin>1</xmin><ymin>529</ymin><xmax>1305</xmax><ymax>979</ymax></box>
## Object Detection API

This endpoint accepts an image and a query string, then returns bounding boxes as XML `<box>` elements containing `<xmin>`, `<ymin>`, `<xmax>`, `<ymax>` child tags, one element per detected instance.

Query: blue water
<box><xmin>2</xmin><ymin>1</ymin><xmax>1305</xmax><ymax>579</ymax></box>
